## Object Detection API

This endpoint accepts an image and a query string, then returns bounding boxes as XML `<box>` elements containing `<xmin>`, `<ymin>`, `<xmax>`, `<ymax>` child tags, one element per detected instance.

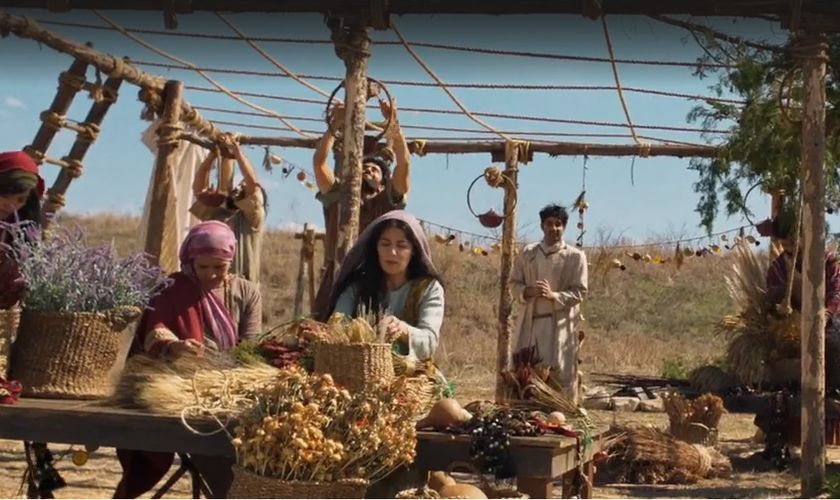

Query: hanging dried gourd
<box><xmin>466</xmin><ymin>166</ymin><xmax>516</xmax><ymax>229</ymax></box>
<box><xmin>572</xmin><ymin>190</ymin><xmax>588</xmax><ymax>248</ymax></box>
<box><xmin>610</xmin><ymin>258</ymin><xmax>626</xmax><ymax>271</ymax></box>
<box><xmin>626</xmin><ymin>251</ymin><xmax>643</xmax><ymax>261</ymax></box>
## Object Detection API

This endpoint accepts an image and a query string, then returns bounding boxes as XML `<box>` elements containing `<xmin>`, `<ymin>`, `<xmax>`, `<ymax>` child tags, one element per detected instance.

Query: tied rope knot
<box><xmin>138</xmin><ymin>87</ymin><xmax>163</xmax><ymax>121</ymax></box>
<box><xmin>483</xmin><ymin>166</ymin><xmax>506</xmax><ymax>189</ymax></box>
<box><xmin>638</xmin><ymin>142</ymin><xmax>651</xmax><ymax>158</ymax></box>
<box><xmin>791</xmin><ymin>34</ymin><xmax>831</xmax><ymax>63</ymax></box>
<box><xmin>58</xmin><ymin>71</ymin><xmax>86</xmax><ymax>92</ymax></box>
<box><xmin>61</xmin><ymin>157</ymin><xmax>83</xmax><ymax>178</ymax></box>
<box><xmin>410</xmin><ymin>139</ymin><xmax>427</xmax><ymax>157</ymax></box>
<box><xmin>46</xmin><ymin>190</ymin><xmax>66</xmax><ymax>209</ymax></box>
<box><xmin>78</xmin><ymin>122</ymin><xmax>101</xmax><ymax>143</ymax></box>
<box><xmin>692</xmin><ymin>444</ymin><xmax>713</xmax><ymax>477</ymax></box>
<box><xmin>156</xmin><ymin>122</ymin><xmax>184</xmax><ymax>147</ymax></box>
<box><xmin>22</xmin><ymin>145</ymin><xmax>45</xmax><ymax>164</ymax></box>
<box><xmin>39</xmin><ymin>111</ymin><xmax>66</xmax><ymax>131</ymax></box>
<box><xmin>15</xmin><ymin>15</ymin><xmax>39</xmax><ymax>40</ymax></box>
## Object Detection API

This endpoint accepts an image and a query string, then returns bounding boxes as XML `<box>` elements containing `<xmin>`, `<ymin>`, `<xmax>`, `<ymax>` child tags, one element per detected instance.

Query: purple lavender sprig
<box><xmin>0</xmin><ymin>220</ymin><xmax>171</xmax><ymax>313</ymax></box>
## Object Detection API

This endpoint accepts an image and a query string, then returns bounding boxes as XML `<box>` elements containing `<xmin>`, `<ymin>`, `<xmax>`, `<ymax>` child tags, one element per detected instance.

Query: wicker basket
<box><xmin>9</xmin><ymin>307</ymin><xmax>140</xmax><ymax>399</ymax></box>
<box><xmin>402</xmin><ymin>375</ymin><xmax>438</xmax><ymax>414</ymax></box>
<box><xmin>228</xmin><ymin>465</ymin><xmax>369</xmax><ymax>498</ymax></box>
<box><xmin>0</xmin><ymin>308</ymin><xmax>20</xmax><ymax>377</ymax></box>
<box><xmin>313</xmin><ymin>342</ymin><xmax>394</xmax><ymax>393</ymax></box>
<box><xmin>446</xmin><ymin>462</ymin><xmax>530</xmax><ymax>499</ymax></box>
<box><xmin>669</xmin><ymin>422</ymin><xmax>719</xmax><ymax>447</ymax></box>
<box><xmin>395</xmin><ymin>486</ymin><xmax>441</xmax><ymax>499</ymax></box>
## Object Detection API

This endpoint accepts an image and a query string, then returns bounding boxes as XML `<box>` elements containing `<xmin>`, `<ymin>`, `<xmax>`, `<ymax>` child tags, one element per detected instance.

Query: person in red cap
<box><xmin>0</xmin><ymin>150</ymin><xmax>45</xmax><ymax>310</ymax></box>
<box><xmin>0</xmin><ymin>150</ymin><xmax>44</xmax><ymax>227</ymax></box>
<box><xmin>310</xmin><ymin>98</ymin><xmax>412</xmax><ymax>319</ymax></box>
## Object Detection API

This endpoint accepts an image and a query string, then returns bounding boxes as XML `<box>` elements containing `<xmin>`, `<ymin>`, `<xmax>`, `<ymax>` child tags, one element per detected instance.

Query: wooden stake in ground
<box><xmin>795</xmin><ymin>31</ymin><xmax>829</xmax><ymax>499</ymax></box>
<box><xmin>330</xmin><ymin>21</ymin><xmax>371</xmax><ymax>263</ymax></box>
<box><xmin>143</xmin><ymin>79</ymin><xmax>183</xmax><ymax>274</ymax></box>
<box><xmin>293</xmin><ymin>224</ymin><xmax>324</xmax><ymax>317</ymax></box>
<box><xmin>495</xmin><ymin>141</ymin><xmax>523</xmax><ymax>402</ymax></box>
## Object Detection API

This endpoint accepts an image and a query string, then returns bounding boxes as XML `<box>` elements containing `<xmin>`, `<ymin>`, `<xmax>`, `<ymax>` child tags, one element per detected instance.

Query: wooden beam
<box><xmin>180</xmin><ymin>133</ymin><xmax>720</xmax><ymax>158</ymax></box>
<box><xmin>3</xmin><ymin>0</ymin><xmax>840</xmax><ymax>18</ymax></box>
<box><xmin>797</xmin><ymin>32</ymin><xmax>829</xmax><ymax>498</ymax></box>
<box><xmin>332</xmin><ymin>21</ymin><xmax>371</xmax><ymax>264</ymax></box>
<box><xmin>495</xmin><ymin>144</ymin><xmax>519</xmax><ymax>403</ymax></box>
<box><xmin>0</xmin><ymin>11</ymin><xmax>224</xmax><ymax>141</ymax></box>
<box><xmin>143</xmin><ymin>79</ymin><xmax>183</xmax><ymax>274</ymax></box>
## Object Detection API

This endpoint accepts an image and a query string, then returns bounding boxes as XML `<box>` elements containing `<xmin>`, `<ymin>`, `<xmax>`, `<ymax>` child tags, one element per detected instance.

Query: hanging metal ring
<box><xmin>325</xmin><ymin>76</ymin><xmax>395</xmax><ymax>143</ymax></box>
<box><xmin>465</xmin><ymin>171</ymin><xmax>518</xmax><ymax>220</ymax></box>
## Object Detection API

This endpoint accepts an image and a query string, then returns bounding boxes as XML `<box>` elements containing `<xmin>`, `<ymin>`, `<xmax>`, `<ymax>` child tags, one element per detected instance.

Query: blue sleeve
<box><xmin>405</xmin><ymin>280</ymin><xmax>444</xmax><ymax>361</ymax></box>
<box><xmin>333</xmin><ymin>285</ymin><xmax>357</xmax><ymax>317</ymax></box>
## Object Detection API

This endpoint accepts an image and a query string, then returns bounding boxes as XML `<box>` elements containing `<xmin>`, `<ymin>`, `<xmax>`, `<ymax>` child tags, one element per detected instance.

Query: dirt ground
<box><xmin>0</xmin><ymin>410</ymin><xmax>836</xmax><ymax>499</ymax></box>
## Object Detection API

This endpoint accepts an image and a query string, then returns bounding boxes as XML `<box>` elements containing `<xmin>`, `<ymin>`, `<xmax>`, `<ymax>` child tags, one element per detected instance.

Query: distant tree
<box><xmin>676</xmin><ymin>17</ymin><xmax>840</xmax><ymax>234</ymax></box>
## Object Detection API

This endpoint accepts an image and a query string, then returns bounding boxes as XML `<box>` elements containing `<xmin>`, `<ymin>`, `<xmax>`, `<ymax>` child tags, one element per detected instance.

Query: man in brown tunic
<box><xmin>311</xmin><ymin>99</ymin><xmax>412</xmax><ymax>319</ymax></box>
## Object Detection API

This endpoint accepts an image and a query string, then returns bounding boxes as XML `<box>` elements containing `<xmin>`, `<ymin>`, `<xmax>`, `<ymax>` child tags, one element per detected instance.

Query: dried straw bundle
<box><xmin>662</xmin><ymin>392</ymin><xmax>725</xmax><ymax>428</ymax></box>
<box><xmin>108</xmin><ymin>352</ymin><xmax>278</xmax><ymax>420</ymax></box>
<box><xmin>604</xmin><ymin>426</ymin><xmax>732</xmax><ymax>484</ymax></box>
<box><xmin>716</xmin><ymin>244</ymin><xmax>801</xmax><ymax>385</ymax></box>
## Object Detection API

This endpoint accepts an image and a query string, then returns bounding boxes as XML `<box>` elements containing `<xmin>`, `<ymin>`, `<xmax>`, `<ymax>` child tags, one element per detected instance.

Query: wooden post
<box><xmin>331</xmin><ymin>21</ymin><xmax>371</xmax><ymax>264</ymax></box>
<box><xmin>795</xmin><ymin>31</ymin><xmax>829</xmax><ymax>498</ymax></box>
<box><xmin>495</xmin><ymin>142</ymin><xmax>520</xmax><ymax>402</ymax></box>
<box><xmin>293</xmin><ymin>224</ymin><xmax>324</xmax><ymax>317</ymax></box>
<box><xmin>143</xmin><ymin>80</ymin><xmax>183</xmax><ymax>274</ymax></box>
<box><xmin>42</xmin><ymin>74</ymin><xmax>124</xmax><ymax>227</ymax></box>
<box><xmin>770</xmin><ymin>189</ymin><xmax>786</xmax><ymax>262</ymax></box>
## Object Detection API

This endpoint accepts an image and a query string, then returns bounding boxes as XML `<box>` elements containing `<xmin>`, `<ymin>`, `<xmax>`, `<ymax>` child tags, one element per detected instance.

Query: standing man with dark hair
<box><xmin>310</xmin><ymin>98</ymin><xmax>412</xmax><ymax>319</ymax></box>
<box><xmin>511</xmin><ymin>203</ymin><xmax>588</xmax><ymax>403</ymax></box>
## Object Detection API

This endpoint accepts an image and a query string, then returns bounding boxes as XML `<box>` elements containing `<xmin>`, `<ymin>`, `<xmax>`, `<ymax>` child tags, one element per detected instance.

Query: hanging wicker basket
<box><xmin>0</xmin><ymin>307</ymin><xmax>20</xmax><ymax>377</ymax></box>
<box><xmin>313</xmin><ymin>342</ymin><xmax>394</xmax><ymax>393</ymax></box>
<box><xmin>9</xmin><ymin>307</ymin><xmax>141</xmax><ymax>399</ymax></box>
<box><xmin>228</xmin><ymin>465</ymin><xmax>369</xmax><ymax>499</ymax></box>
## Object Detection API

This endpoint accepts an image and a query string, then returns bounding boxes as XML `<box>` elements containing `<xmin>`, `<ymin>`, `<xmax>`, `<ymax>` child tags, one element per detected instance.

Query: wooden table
<box><xmin>0</xmin><ymin>399</ymin><xmax>606</xmax><ymax>499</ymax></box>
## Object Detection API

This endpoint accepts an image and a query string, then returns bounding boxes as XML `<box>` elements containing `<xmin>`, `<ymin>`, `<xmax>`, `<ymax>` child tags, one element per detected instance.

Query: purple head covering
<box><xmin>326</xmin><ymin>210</ymin><xmax>436</xmax><ymax>317</ymax></box>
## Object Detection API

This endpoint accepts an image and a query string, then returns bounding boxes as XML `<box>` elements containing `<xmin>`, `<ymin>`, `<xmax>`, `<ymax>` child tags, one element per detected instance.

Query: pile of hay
<box><xmin>603</xmin><ymin>426</ymin><xmax>732</xmax><ymax>484</ymax></box>
<box><xmin>107</xmin><ymin>351</ymin><xmax>278</xmax><ymax>419</ymax></box>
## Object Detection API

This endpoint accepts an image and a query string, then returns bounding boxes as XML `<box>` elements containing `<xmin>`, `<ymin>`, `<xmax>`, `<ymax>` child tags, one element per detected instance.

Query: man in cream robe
<box><xmin>511</xmin><ymin>203</ymin><xmax>588</xmax><ymax>403</ymax></box>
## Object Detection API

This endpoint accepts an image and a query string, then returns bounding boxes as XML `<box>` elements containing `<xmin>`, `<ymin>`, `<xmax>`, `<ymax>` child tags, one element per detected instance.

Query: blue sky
<box><xmin>0</xmin><ymin>11</ymin><xmax>802</xmax><ymax>243</ymax></box>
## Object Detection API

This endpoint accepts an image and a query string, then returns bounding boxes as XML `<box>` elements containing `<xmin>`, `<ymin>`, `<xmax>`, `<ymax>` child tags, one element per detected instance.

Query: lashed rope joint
<box><xmin>58</xmin><ymin>71</ymin><xmax>86</xmax><ymax>92</ymax></box>
<box><xmin>61</xmin><ymin>157</ymin><xmax>83</xmax><ymax>178</ymax></box>
<box><xmin>483</xmin><ymin>166</ymin><xmax>506</xmax><ymax>188</ymax></box>
<box><xmin>156</xmin><ymin>122</ymin><xmax>185</xmax><ymax>147</ymax></box>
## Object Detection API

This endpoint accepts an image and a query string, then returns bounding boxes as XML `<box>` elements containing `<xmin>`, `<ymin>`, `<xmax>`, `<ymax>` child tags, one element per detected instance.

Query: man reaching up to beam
<box><xmin>311</xmin><ymin>98</ymin><xmax>412</xmax><ymax>319</ymax></box>
<box><xmin>511</xmin><ymin>204</ymin><xmax>589</xmax><ymax>404</ymax></box>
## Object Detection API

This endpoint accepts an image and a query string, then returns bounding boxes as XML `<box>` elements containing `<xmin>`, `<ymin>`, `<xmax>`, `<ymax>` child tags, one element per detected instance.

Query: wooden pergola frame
<box><xmin>1</xmin><ymin>6</ymin><xmax>836</xmax><ymax>496</ymax></box>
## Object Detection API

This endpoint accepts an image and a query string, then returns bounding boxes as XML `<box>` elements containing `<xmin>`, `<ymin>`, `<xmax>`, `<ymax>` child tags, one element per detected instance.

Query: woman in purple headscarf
<box><xmin>114</xmin><ymin>221</ymin><xmax>262</xmax><ymax>499</ymax></box>
<box><xmin>325</xmin><ymin>210</ymin><xmax>445</xmax><ymax>364</ymax></box>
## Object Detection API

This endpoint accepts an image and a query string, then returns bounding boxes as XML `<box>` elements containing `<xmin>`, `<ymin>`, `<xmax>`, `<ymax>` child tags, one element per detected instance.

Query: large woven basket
<box><xmin>0</xmin><ymin>308</ymin><xmax>20</xmax><ymax>377</ymax></box>
<box><xmin>313</xmin><ymin>342</ymin><xmax>394</xmax><ymax>393</ymax></box>
<box><xmin>9</xmin><ymin>307</ymin><xmax>140</xmax><ymax>399</ymax></box>
<box><xmin>669</xmin><ymin>422</ymin><xmax>719</xmax><ymax>447</ymax></box>
<box><xmin>228</xmin><ymin>465</ymin><xmax>369</xmax><ymax>499</ymax></box>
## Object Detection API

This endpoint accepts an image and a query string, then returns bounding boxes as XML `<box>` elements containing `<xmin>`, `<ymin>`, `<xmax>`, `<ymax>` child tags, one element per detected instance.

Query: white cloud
<box><xmin>4</xmin><ymin>97</ymin><xmax>26</xmax><ymax>109</ymax></box>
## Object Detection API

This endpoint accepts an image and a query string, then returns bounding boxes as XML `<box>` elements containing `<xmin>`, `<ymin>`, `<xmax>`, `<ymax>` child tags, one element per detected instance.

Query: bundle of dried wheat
<box><xmin>108</xmin><ymin>352</ymin><xmax>279</xmax><ymax>420</ymax></box>
<box><xmin>604</xmin><ymin>426</ymin><xmax>732</xmax><ymax>484</ymax></box>
<box><xmin>662</xmin><ymin>392</ymin><xmax>725</xmax><ymax>428</ymax></box>
<box><xmin>715</xmin><ymin>244</ymin><xmax>801</xmax><ymax>385</ymax></box>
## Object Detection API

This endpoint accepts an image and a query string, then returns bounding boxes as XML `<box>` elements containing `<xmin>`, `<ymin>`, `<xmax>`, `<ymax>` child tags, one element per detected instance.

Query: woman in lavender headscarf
<box><xmin>325</xmin><ymin>210</ymin><xmax>445</xmax><ymax>366</ymax></box>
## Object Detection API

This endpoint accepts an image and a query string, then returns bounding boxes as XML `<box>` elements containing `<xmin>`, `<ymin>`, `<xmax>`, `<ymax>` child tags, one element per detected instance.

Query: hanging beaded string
<box><xmin>574</xmin><ymin>155</ymin><xmax>589</xmax><ymax>248</ymax></box>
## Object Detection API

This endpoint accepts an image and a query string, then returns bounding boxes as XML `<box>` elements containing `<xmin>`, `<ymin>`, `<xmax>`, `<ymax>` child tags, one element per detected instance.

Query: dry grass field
<box><xmin>1</xmin><ymin>212</ymin><xmax>838</xmax><ymax>498</ymax></box>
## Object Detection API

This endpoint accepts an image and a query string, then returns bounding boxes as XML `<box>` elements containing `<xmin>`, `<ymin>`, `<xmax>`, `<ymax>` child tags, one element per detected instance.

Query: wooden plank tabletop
<box><xmin>0</xmin><ymin>398</ymin><xmax>606</xmax><ymax>471</ymax></box>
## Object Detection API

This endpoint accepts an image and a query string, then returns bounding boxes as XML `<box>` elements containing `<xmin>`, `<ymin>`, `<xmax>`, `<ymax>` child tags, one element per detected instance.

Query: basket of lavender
<box><xmin>1</xmin><ymin>222</ymin><xmax>169</xmax><ymax>399</ymax></box>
